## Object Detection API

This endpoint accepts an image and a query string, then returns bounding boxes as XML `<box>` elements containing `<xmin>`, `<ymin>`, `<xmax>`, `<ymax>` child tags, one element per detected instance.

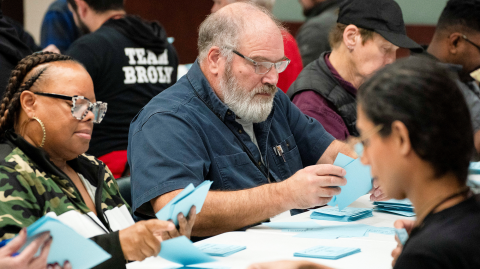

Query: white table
<box><xmin>127</xmin><ymin>195</ymin><xmax>414</xmax><ymax>269</ymax></box>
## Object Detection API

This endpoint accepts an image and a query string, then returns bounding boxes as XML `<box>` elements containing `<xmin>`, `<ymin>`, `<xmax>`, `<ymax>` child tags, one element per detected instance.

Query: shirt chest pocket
<box><xmin>214</xmin><ymin>152</ymin><xmax>268</xmax><ymax>190</ymax></box>
<box><xmin>269</xmin><ymin>135</ymin><xmax>303</xmax><ymax>179</ymax></box>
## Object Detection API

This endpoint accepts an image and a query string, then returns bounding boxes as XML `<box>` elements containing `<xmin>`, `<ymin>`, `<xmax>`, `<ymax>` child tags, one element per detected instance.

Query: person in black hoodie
<box><xmin>66</xmin><ymin>0</ymin><xmax>178</xmax><ymax>178</ymax></box>
<box><xmin>0</xmin><ymin>3</ymin><xmax>33</xmax><ymax>97</ymax></box>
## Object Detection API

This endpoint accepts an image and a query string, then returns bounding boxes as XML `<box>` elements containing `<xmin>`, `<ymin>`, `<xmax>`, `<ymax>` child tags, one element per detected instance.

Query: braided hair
<box><xmin>0</xmin><ymin>52</ymin><xmax>76</xmax><ymax>137</ymax></box>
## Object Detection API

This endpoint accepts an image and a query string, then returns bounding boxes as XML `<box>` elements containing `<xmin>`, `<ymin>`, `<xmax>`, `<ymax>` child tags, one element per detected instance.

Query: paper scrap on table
<box><xmin>310</xmin><ymin>207</ymin><xmax>373</xmax><ymax>222</ymax></box>
<box><xmin>195</xmin><ymin>243</ymin><xmax>246</xmax><ymax>257</ymax></box>
<box><xmin>328</xmin><ymin>153</ymin><xmax>372</xmax><ymax>210</ymax></box>
<box><xmin>294</xmin><ymin>224</ymin><xmax>395</xmax><ymax>239</ymax></box>
<box><xmin>294</xmin><ymin>245</ymin><xmax>361</xmax><ymax>260</ymax></box>
<box><xmin>19</xmin><ymin>216</ymin><xmax>111</xmax><ymax>269</ymax></box>
<box><xmin>159</xmin><ymin>236</ymin><xmax>216</xmax><ymax>265</ymax></box>
<box><xmin>395</xmin><ymin>228</ymin><xmax>409</xmax><ymax>245</ymax></box>
<box><xmin>156</xmin><ymin>181</ymin><xmax>213</xmax><ymax>225</ymax></box>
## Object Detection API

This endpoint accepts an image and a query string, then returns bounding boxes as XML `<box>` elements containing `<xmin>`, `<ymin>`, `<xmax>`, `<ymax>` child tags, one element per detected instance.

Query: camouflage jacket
<box><xmin>0</xmin><ymin>131</ymin><xmax>130</xmax><ymax>269</ymax></box>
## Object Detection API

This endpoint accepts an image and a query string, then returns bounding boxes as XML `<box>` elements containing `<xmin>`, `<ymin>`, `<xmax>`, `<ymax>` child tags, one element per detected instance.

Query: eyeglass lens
<box><xmin>72</xmin><ymin>98</ymin><xmax>107</xmax><ymax>123</ymax></box>
<box><xmin>256</xmin><ymin>60</ymin><xmax>290</xmax><ymax>74</ymax></box>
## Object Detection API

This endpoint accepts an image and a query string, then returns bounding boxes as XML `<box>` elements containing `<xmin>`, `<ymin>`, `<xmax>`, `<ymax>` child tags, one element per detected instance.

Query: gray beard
<box><xmin>220</xmin><ymin>64</ymin><xmax>277</xmax><ymax>123</ymax></box>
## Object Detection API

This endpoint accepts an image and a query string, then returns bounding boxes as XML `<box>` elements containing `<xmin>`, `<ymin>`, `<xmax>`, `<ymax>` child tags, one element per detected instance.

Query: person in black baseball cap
<box><xmin>287</xmin><ymin>0</ymin><xmax>422</xmax><ymax>142</ymax></box>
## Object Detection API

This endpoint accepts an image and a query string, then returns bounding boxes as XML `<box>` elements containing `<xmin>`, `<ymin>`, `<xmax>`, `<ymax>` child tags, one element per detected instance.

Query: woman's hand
<box><xmin>161</xmin><ymin>206</ymin><xmax>197</xmax><ymax>240</ymax></box>
<box><xmin>369</xmin><ymin>178</ymin><xmax>388</xmax><ymax>201</ymax></box>
<box><xmin>248</xmin><ymin>260</ymin><xmax>333</xmax><ymax>269</ymax></box>
<box><xmin>0</xmin><ymin>228</ymin><xmax>71</xmax><ymax>269</ymax></box>
<box><xmin>391</xmin><ymin>219</ymin><xmax>415</xmax><ymax>267</ymax></box>
<box><xmin>119</xmin><ymin>219</ymin><xmax>175</xmax><ymax>261</ymax></box>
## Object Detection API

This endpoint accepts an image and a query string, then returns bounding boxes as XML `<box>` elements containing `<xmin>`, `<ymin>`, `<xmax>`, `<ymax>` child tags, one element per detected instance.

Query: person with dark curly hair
<box><xmin>0</xmin><ymin>52</ymin><xmax>195</xmax><ymax>269</ymax></box>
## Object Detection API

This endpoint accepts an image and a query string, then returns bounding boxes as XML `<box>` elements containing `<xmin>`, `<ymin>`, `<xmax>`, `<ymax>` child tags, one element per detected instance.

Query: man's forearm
<box><xmin>153</xmin><ymin>182</ymin><xmax>294</xmax><ymax>237</ymax></box>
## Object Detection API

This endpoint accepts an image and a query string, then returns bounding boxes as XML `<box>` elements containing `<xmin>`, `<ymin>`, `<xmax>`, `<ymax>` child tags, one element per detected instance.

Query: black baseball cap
<box><xmin>337</xmin><ymin>0</ymin><xmax>423</xmax><ymax>52</ymax></box>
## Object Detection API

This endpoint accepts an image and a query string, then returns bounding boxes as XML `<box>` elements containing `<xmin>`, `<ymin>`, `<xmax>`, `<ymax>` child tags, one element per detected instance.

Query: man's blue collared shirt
<box><xmin>128</xmin><ymin>61</ymin><xmax>334</xmax><ymax>216</ymax></box>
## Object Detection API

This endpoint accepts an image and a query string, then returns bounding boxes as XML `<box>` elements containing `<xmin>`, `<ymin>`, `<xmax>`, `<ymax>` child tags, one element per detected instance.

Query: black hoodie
<box><xmin>0</xmin><ymin>8</ymin><xmax>33</xmax><ymax>96</ymax></box>
<box><xmin>67</xmin><ymin>15</ymin><xmax>178</xmax><ymax>158</ymax></box>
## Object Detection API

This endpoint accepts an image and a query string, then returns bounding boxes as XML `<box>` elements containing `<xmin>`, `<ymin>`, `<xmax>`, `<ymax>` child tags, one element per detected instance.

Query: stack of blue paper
<box><xmin>327</xmin><ymin>153</ymin><xmax>372</xmax><ymax>210</ymax></box>
<box><xmin>196</xmin><ymin>243</ymin><xmax>246</xmax><ymax>257</ymax></box>
<box><xmin>19</xmin><ymin>216</ymin><xmax>111</xmax><ymax>269</ymax></box>
<box><xmin>310</xmin><ymin>207</ymin><xmax>373</xmax><ymax>222</ymax></box>
<box><xmin>294</xmin><ymin>245</ymin><xmax>361</xmax><ymax>260</ymax></box>
<box><xmin>373</xmin><ymin>199</ymin><xmax>415</xmax><ymax>217</ymax></box>
<box><xmin>156</xmin><ymin>181</ymin><xmax>213</xmax><ymax>225</ymax></box>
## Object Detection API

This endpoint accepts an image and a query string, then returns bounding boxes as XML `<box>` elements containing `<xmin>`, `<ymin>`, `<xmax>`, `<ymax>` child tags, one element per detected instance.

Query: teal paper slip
<box><xmin>159</xmin><ymin>236</ymin><xmax>216</xmax><ymax>265</ymax></box>
<box><xmin>310</xmin><ymin>207</ymin><xmax>373</xmax><ymax>222</ymax></box>
<box><xmin>195</xmin><ymin>243</ymin><xmax>246</xmax><ymax>257</ymax></box>
<box><xmin>395</xmin><ymin>228</ymin><xmax>409</xmax><ymax>245</ymax></box>
<box><xmin>294</xmin><ymin>245</ymin><xmax>361</xmax><ymax>260</ymax></box>
<box><xmin>328</xmin><ymin>153</ymin><xmax>372</xmax><ymax>210</ymax></box>
<box><xmin>156</xmin><ymin>181</ymin><xmax>213</xmax><ymax>225</ymax></box>
<box><xmin>469</xmin><ymin>162</ymin><xmax>480</xmax><ymax>174</ymax></box>
<box><xmin>19</xmin><ymin>216</ymin><xmax>111</xmax><ymax>269</ymax></box>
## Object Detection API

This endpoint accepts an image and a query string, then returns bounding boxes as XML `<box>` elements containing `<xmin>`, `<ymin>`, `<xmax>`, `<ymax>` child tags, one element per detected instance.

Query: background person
<box><xmin>422</xmin><ymin>0</ymin><xmax>480</xmax><ymax>154</ymax></box>
<box><xmin>0</xmin><ymin>52</ymin><xmax>194</xmax><ymax>269</ymax></box>
<box><xmin>41</xmin><ymin>0</ymin><xmax>80</xmax><ymax>53</ymax></box>
<box><xmin>66</xmin><ymin>0</ymin><xmax>178</xmax><ymax>178</ymax></box>
<box><xmin>296</xmin><ymin>0</ymin><xmax>341</xmax><ymax>66</ymax></box>
<box><xmin>287</xmin><ymin>0</ymin><xmax>422</xmax><ymax>140</ymax></box>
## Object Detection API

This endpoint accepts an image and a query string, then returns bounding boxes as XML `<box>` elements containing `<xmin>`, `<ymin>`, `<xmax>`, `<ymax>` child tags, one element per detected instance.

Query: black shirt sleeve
<box><xmin>90</xmin><ymin>231</ymin><xmax>126</xmax><ymax>269</ymax></box>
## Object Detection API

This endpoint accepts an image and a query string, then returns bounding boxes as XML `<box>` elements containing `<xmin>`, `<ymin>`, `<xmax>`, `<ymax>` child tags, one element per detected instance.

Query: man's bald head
<box><xmin>198</xmin><ymin>2</ymin><xmax>284</xmax><ymax>63</ymax></box>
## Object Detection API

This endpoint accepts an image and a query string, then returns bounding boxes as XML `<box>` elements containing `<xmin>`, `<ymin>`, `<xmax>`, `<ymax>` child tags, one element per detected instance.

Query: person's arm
<box><xmin>152</xmin><ymin>164</ymin><xmax>346</xmax><ymax>237</ymax></box>
<box><xmin>41</xmin><ymin>10</ymin><xmax>77</xmax><ymax>52</ymax></box>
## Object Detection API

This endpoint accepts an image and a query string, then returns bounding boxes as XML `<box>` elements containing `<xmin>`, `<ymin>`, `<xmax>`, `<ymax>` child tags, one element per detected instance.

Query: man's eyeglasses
<box><xmin>232</xmin><ymin>50</ymin><xmax>291</xmax><ymax>75</ymax></box>
<box><xmin>462</xmin><ymin>35</ymin><xmax>480</xmax><ymax>52</ymax></box>
<box><xmin>34</xmin><ymin>92</ymin><xmax>107</xmax><ymax>123</ymax></box>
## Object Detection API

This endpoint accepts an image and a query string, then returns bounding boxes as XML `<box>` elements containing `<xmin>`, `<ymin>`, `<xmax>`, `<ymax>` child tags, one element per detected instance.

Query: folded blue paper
<box><xmin>19</xmin><ymin>216</ymin><xmax>111</xmax><ymax>269</ymax></box>
<box><xmin>310</xmin><ymin>207</ymin><xmax>373</xmax><ymax>222</ymax></box>
<box><xmin>156</xmin><ymin>181</ymin><xmax>213</xmax><ymax>225</ymax></box>
<box><xmin>328</xmin><ymin>154</ymin><xmax>372</xmax><ymax>210</ymax></box>
<box><xmin>159</xmin><ymin>236</ymin><xmax>216</xmax><ymax>265</ymax></box>
<box><xmin>395</xmin><ymin>228</ymin><xmax>409</xmax><ymax>245</ymax></box>
<box><xmin>196</xmin><ymin>243</ymin><xmax>246</xmax><ymax>257</ymax></box>
<box><xmin>294</xmin><ymin>245</ymin><xmax>361</xmax><ymax>260</ymax></box>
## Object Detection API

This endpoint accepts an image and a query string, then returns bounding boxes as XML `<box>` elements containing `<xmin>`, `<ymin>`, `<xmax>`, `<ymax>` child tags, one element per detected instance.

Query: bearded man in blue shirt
<box><xmin>128</xmin><ymin>2</ymin><xmax>385</xmax><ymax>237</ymax></box>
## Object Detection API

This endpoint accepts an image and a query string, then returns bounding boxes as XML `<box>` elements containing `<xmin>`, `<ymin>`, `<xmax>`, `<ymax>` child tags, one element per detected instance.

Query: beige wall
<box><xmin>24</xmin><ymin>0</ymin><xmax>56</xmax><ymax>45</ymax></box>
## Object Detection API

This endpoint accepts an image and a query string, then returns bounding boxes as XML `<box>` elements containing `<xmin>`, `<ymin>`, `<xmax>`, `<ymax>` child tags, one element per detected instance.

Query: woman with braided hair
<box><xmin>0</xmin><ymin>52</ymin><xmax>196</xmax><ymax>269</ymax></box>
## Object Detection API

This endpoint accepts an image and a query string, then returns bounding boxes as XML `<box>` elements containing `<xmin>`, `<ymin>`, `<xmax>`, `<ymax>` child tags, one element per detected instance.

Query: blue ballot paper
<box><xmin>159</xmin><ymin>236</ymin><xmax>216</xmax><ymax>265</ymax></box>
<box><xmin>310</xmin><ymin>207</ymin><xmax>373</xmax><ymax>222</ymax></box>
<box><xmin>156</xmin><ymin>181</ymin><xmax>213</xmax><ymax>225</ymax></box>
<box><xmin>469</xmin><ymin>162</ymin><xmax>480</xmax><ymax>174</ymax></box>
<box><xmin>195</xmin><ymin>243</ymin><xmax>246</xmax><ymax>257</ymax></box>
<box><xmin>294</xmin><ymin>245</ymin><xmax>361</xmax><ymax>260</ymax></box>
<box><xmin>395</xmin><ymin>229</ymin><xmax>409</xmax><ymax>245</ymax></box>
<box><xmin>328</xmin><ymin>154</ymin><xmax>372</xmax><ymax>210</ymax></box>
<box><xmin>373</xmin><ymin>199</ymin><xmax>416</xmax><ymax>217</ymax></box>
<box><xmin>18</xmin><ymin>216</ymin><xmax>111</xmax><ymax>269</ymax></box>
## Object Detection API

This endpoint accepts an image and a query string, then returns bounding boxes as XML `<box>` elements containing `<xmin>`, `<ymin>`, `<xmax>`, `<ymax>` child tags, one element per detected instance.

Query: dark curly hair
<box><xmin>0</xmin><ymin>52</ymin><xmax>76</xmax><ymax>137</ymax></box>
<box><xmin>358</xmin><ymin>56</ymin><xmax>474</xmax><ymax>183</ymax></box>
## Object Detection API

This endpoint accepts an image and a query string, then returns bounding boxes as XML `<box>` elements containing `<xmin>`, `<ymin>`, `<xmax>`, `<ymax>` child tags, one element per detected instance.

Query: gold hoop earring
<box><xmin>32</xmin><ymin>117</ymin><xmax>46</xmax><ymax>148</ymax></box>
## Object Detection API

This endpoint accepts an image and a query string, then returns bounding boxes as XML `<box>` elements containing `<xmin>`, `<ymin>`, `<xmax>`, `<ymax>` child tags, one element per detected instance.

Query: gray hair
<box><xmin>197</xmin><ymin>2</ymin><xmax>284</xmax><ymax>63</ymax></box>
